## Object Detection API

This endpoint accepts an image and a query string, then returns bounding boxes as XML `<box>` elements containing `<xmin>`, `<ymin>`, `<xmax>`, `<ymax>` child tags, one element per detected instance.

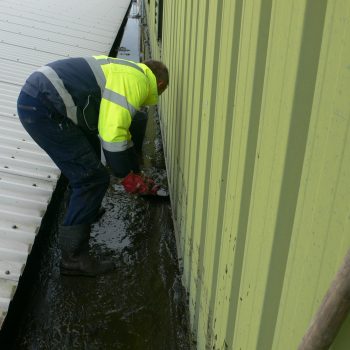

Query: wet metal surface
<box><xmin>116</xmin><ymin>0</ymin><xmax>141</xmax><ymax>62</ymax></box>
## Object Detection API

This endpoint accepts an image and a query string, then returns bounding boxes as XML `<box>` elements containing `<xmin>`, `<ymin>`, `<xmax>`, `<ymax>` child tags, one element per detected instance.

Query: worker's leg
<box><xmin>17</xmin><ymin>91</ymin><xmax>109</xmax><ymax>226</ymax></box>
<box><xmin>63</xmin><ymin>131</ymin><xmax>104</xmax><ymax>219</ymax></box>
<box><xmin>17</xmin><ymin>91</ymin><xmax>113</xmax><ymax>276</ymax></box>
<box><xmin>85</xmin><ymin>132</ymin><xmax>102</xmax><ymax>160</ymax></box>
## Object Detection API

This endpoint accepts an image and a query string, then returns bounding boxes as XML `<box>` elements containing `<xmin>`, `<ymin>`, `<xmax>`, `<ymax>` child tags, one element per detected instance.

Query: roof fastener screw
<box><xmin>4</xmin><ymin>166</ymin><xmax>8</xmax><ymax>168</ymax></box>
<box><xmin>5</xmin><ymin>270</ymin><xmax>10</xmax><ymax>275</ymax></box>
<box><xmin>32</xmin><ymin>183</ymin><xmax>37</xmax><ymax>187</ymax></box>
<box><xmin>12</xmin><ymin>225</ymin><xmax>18</xmax><ymax>229</ymax></box>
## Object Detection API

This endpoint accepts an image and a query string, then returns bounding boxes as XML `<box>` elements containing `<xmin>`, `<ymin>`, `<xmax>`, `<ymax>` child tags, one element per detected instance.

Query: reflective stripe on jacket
<box><xmin>21</xmin><ymin>56</ymin><xmax>159</xmax><ymax>152</ymax></box>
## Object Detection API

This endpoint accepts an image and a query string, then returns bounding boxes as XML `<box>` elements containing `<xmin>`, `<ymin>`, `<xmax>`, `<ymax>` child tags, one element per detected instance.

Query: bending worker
<box><xmin>17</xmin><ymin>55</ymin><xmax>169</xmax><ymax>277</ymax></box>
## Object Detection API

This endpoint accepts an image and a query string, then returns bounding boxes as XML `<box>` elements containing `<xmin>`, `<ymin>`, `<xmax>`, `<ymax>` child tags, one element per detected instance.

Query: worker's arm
<box><xmin>98</xmin><ymin>72</ymin><xmax>149</xmax><ymax>177</ymax></box>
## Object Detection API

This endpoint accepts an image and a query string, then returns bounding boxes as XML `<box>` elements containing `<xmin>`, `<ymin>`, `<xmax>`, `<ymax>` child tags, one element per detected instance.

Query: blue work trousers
<box><xmin>17</xmin><ymin>91</ymin><xmax>110</xmax><ymax>226</ymax></box>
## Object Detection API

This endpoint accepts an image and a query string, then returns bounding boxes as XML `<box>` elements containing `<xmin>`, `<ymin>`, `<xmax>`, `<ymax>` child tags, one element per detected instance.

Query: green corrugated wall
<box><xmin>144</xmin><ymin>0</ymin><xmax>350</xmax><ymax>349</ymax></box>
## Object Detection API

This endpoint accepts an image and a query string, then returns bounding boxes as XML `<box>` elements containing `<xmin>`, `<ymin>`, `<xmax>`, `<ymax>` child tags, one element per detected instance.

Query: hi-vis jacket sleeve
<box><xmin>97</xmin><ymin>58</ymin><xmax>158</xmax><ymax>153</ymax></box>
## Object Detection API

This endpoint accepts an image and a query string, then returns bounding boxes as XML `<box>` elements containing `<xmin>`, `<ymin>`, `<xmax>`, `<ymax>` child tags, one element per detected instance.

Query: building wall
<box><xmin>145</xmin><ymin>0</ymin><xmax>350</xmax><ymax>349</ymax></box>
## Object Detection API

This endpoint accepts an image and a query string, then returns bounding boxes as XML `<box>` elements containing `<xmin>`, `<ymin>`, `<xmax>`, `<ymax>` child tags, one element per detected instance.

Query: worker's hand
<box><xmin>121</xmin><ymin>172</ymin><xmax>160</xmax><ymax>196</ymax></box>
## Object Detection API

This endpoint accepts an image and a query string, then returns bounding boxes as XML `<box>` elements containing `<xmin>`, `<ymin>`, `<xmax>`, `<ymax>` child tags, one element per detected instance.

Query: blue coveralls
<box><xmin>17</xmin><ymin>57</ymin><xmax>147</xmax><ymax>226</ymax></box>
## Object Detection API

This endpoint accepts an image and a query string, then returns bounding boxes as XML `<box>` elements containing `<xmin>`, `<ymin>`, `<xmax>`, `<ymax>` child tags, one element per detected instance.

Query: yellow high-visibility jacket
<box><xmin>22</xmin><ymin>55</ymin><xmax>159</xmax><ymax>153</ymax></box>
<box><xmin>92</xmin><ymin>55</ymin><xmax>159</xmax><ymax>152</ymax></box>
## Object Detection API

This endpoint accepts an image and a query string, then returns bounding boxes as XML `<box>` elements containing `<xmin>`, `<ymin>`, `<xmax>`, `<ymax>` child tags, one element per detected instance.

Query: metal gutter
<box><xmin>0</xmin><ymin>0</ymin><xmax>131</xmax><ymax>327</ymax></box>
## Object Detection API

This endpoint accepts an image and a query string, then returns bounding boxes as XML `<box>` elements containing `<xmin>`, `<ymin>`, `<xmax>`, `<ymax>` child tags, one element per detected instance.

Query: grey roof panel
<box><xmin>0</xmin><ymin>0</ymin><xmax>131</xmax><ymax>328</ymax></box>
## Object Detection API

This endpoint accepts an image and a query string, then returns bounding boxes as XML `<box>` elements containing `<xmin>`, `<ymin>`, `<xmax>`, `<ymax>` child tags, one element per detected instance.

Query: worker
<box><xmin>17</xmin><ymin>55</ymin><xmax>169</xmax><ymax>277</ymax></box>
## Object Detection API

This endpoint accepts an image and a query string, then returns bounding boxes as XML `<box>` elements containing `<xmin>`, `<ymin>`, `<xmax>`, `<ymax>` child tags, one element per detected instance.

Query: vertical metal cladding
<box><xmin>145</xmin><ymin>0</ymin><xmax>350</xmax><ymax>349</ymax></box>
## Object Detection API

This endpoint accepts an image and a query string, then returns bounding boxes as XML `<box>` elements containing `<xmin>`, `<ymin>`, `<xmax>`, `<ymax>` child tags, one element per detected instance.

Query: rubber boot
<box><xmin>59</xmin><ymin>224</ymin><xmax>114</xmax><ymax>277</ymax></box>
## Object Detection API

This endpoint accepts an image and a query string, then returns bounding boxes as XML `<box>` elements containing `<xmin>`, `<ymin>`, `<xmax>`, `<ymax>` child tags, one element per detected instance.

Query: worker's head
<box><xmin>143</xmin><ymin>60</ymin><xmax>169</xmax><ymax>95</ymax></box>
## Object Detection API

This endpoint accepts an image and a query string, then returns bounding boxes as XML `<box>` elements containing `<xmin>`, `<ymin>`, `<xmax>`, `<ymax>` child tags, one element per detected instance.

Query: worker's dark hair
<box><xmin>143</xmin><ymin>60</ymin><xmax>169</xmax><ymax>84</ymax></box>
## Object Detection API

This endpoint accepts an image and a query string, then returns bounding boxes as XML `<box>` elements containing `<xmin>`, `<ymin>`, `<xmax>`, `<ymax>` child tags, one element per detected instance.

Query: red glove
<box><xmin>121</xmin><ymin>172</ymin><xmax>160</xmax><ymax>195</ymax></box>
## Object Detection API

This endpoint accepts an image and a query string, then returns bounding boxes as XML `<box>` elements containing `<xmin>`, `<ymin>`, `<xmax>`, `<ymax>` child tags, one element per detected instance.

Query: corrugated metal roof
<box><xmin>0</xmin><ymin>0</ymin><xmax>130</xmax><ymax>327</ymax></box>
